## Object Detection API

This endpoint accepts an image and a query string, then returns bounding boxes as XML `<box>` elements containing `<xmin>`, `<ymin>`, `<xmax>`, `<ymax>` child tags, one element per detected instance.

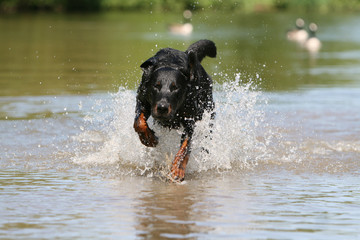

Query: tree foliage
<box><xmin>1</xmin><ymin>0</ymin><xmax>360</xmax><ymax>13</ymax></box>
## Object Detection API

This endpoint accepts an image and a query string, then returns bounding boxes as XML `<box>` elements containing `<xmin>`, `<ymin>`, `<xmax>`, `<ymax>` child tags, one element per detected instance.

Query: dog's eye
<box><xmin>154</xmin><ymin>82</ymin><xmax>161</xmax><ymax>91</ymax></box>
<box><xmin>170</xmin><ymin>83</ymin><xmax>178</xmax><ymax>92</ymax></box>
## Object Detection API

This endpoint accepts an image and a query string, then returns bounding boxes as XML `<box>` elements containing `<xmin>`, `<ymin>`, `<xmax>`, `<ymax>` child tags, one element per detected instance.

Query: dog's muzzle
<box><xmin>154</xmin><ymin>101</ymin><xmax>172</xmax><ymax>119</ymax></box>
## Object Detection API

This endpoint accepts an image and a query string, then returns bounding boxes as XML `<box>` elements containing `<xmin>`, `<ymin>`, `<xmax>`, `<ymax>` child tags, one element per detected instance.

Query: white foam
<box><xmin>72</xmin><ymin>74</ymin><xmax>284</xmax><ymax>176</ymax></box>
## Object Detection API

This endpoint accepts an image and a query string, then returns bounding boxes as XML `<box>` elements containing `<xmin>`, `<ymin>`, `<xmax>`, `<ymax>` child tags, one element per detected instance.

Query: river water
<box><xmin>1</xmin><ymin>12</ymin><xmax>360</xmax><ymax>239</ymax></box>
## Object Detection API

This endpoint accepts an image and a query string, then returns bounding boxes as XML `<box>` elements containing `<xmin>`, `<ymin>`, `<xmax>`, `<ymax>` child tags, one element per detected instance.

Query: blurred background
<box><xmin>1</xmin><ymin>0</ymin><xmax>360</xmax><ymax>97</ymax></box>
<box><xmin>1</xmin><ymin>0</ymin><xmax>360</xmax><ymax>13</ymax></box>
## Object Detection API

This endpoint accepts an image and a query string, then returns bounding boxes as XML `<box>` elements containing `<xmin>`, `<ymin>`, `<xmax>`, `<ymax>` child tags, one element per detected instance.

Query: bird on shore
<box><xmin>287</xmin><ymin>18</ymin><xmax>309</xmax><ymax>47</ymax></box>
<box><xmin>168</xmin><ymin>10</ymin><xmax>193</xmax><ymax>36</ymax></box>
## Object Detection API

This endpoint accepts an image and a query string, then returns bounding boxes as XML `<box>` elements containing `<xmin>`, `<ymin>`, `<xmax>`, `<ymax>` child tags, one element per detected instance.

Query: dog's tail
<box><xmin>186</xmin><ymin>40</ymin><xmax>217</xmax><ymax>62</ymax></box>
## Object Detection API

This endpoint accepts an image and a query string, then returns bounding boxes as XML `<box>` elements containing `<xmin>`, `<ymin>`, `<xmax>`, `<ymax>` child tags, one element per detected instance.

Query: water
<box><xmin>1</xmin><ymin>12</ymin><xmax>360</xmax><ymax>239</ymax></box>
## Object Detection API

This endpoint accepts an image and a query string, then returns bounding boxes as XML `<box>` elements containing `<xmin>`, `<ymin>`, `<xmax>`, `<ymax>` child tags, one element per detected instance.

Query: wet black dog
<box><xmin>133</xmin><ymin>40</ymin><xmax>216</xmax><ymax>182</ymax></box>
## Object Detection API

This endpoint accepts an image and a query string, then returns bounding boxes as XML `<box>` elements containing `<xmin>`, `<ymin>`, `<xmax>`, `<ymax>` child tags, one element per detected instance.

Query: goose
<box><xmin>168</xmin><ymin>10</ymin><xmax>193</xmax><ymax>36</ymax></box>
<box><xmin>304</xmin><ymin>23</ymin><xmax>322</xmax><ymax>54</ymax></box>
<box><xmin>287</xmin><ymin>18</ymin><xmax>309</xmax><ymax>47</ymax></box>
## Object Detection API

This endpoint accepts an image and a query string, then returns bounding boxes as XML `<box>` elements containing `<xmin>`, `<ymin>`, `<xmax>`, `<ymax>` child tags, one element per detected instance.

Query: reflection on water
<box><xmin>135</xmin><ymin>183</ymin><xmax>212</xmax><ymax>239</ymax></box>
<box><xmin>1</xmin><ymin>170</ymin><xmax>359</xmax><ymax>239</ymax></box>
<box><xmin>1</xmin><ymin>11</ymin><xmax>360</xmax><ymax>239</ymax></box>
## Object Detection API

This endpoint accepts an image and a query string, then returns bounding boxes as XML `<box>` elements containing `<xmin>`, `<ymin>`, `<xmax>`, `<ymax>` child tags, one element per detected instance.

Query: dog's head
<box><xmin>140</xmin><ymin>48</ymin><xmax>199</xmax><ymax>125</ymax></box>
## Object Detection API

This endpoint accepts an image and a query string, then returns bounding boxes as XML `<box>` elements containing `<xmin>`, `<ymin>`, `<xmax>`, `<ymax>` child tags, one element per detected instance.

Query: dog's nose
<box><xmin>156</xmin><ymin>102</ymin><xmax>170</xmax><ymax>115</ymax></box>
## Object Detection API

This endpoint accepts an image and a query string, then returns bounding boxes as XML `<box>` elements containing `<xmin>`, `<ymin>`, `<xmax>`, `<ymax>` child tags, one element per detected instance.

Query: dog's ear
<box><xmin>187</xmin><ymin>50</ymin><xmax>199</xmax><ymax>81</ymax></box>
<box><xmin>140</xmin><ymin>57</ymin><xmax>157</xmax><ymax>74</ymax></box>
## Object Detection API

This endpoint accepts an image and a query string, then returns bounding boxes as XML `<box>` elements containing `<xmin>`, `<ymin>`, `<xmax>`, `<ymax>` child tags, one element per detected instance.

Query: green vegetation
<box><xmin>1</xmin><ymin>0</ymin><xmax>360</xmax><ymax>13</ymax></box>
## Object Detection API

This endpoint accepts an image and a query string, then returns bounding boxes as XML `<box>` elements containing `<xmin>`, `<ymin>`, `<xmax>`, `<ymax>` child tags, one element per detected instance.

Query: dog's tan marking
<box><xmin>169</xmin><ymin>138</ymin><xmax>190</xmax><ymax>182</ymax></box>
<box><xmin>133</xmin><ymin>113</ymin><xmax>158</xmax><ymax>147</ymax></box>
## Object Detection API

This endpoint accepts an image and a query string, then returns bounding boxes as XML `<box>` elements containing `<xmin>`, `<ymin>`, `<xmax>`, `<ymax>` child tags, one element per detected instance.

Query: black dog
<box><xmin>133</xmin><ymin>39</ymin><xmax>216</xmax><ymax>182</ymax></box>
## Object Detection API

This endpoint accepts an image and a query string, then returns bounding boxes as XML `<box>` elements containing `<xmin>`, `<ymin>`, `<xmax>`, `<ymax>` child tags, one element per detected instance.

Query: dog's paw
<box><xmin>134</xmin><ymin>118</ymin><xmax>158</xmax><ymax>147</ymax></box>
<box><xmin>168</xmin><ymin>166</ymin><xmax>185</xmax><ymax>182</ymax></box>
<box><xmin>138</xmin><ymin>129</ymin><xmax>158</xmax><ymax>147</ymax></box>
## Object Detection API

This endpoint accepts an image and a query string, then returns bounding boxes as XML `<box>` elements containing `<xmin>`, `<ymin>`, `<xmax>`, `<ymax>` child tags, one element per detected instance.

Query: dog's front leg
<box><xmin>169</xmin><ymin>125</ymin><xmax>193</xmax><ymax>182</ymax></box>
<box><xmin>133</xmin><ymin>101</ymin><xmax>158</xmax><ymax>147</ymax></box>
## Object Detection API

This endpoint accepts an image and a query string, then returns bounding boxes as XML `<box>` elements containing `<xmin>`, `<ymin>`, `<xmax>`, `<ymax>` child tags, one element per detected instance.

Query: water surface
<box><xmin>1</xmin><ymin>12</ymin><xmax>360</xmax><ymax>239</ymax></box>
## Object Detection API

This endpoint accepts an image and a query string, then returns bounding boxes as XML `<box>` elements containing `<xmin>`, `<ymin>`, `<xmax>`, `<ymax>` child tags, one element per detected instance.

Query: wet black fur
<box><xmin>135</xmin><ymin>39</ymin><xmax>216</xmax><ymax>145</ymax></box>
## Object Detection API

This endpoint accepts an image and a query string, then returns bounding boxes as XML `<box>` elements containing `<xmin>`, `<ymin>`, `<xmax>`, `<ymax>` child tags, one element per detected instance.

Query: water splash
<box><xmin>72</xmin><ymin>71</ymin><xmax>360</xmax><ymax>177</ymax></box>
<box><xmin>72</xmin><ymin>72</ymin><xmax>291</xmax><ymax>178</ymax></box>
